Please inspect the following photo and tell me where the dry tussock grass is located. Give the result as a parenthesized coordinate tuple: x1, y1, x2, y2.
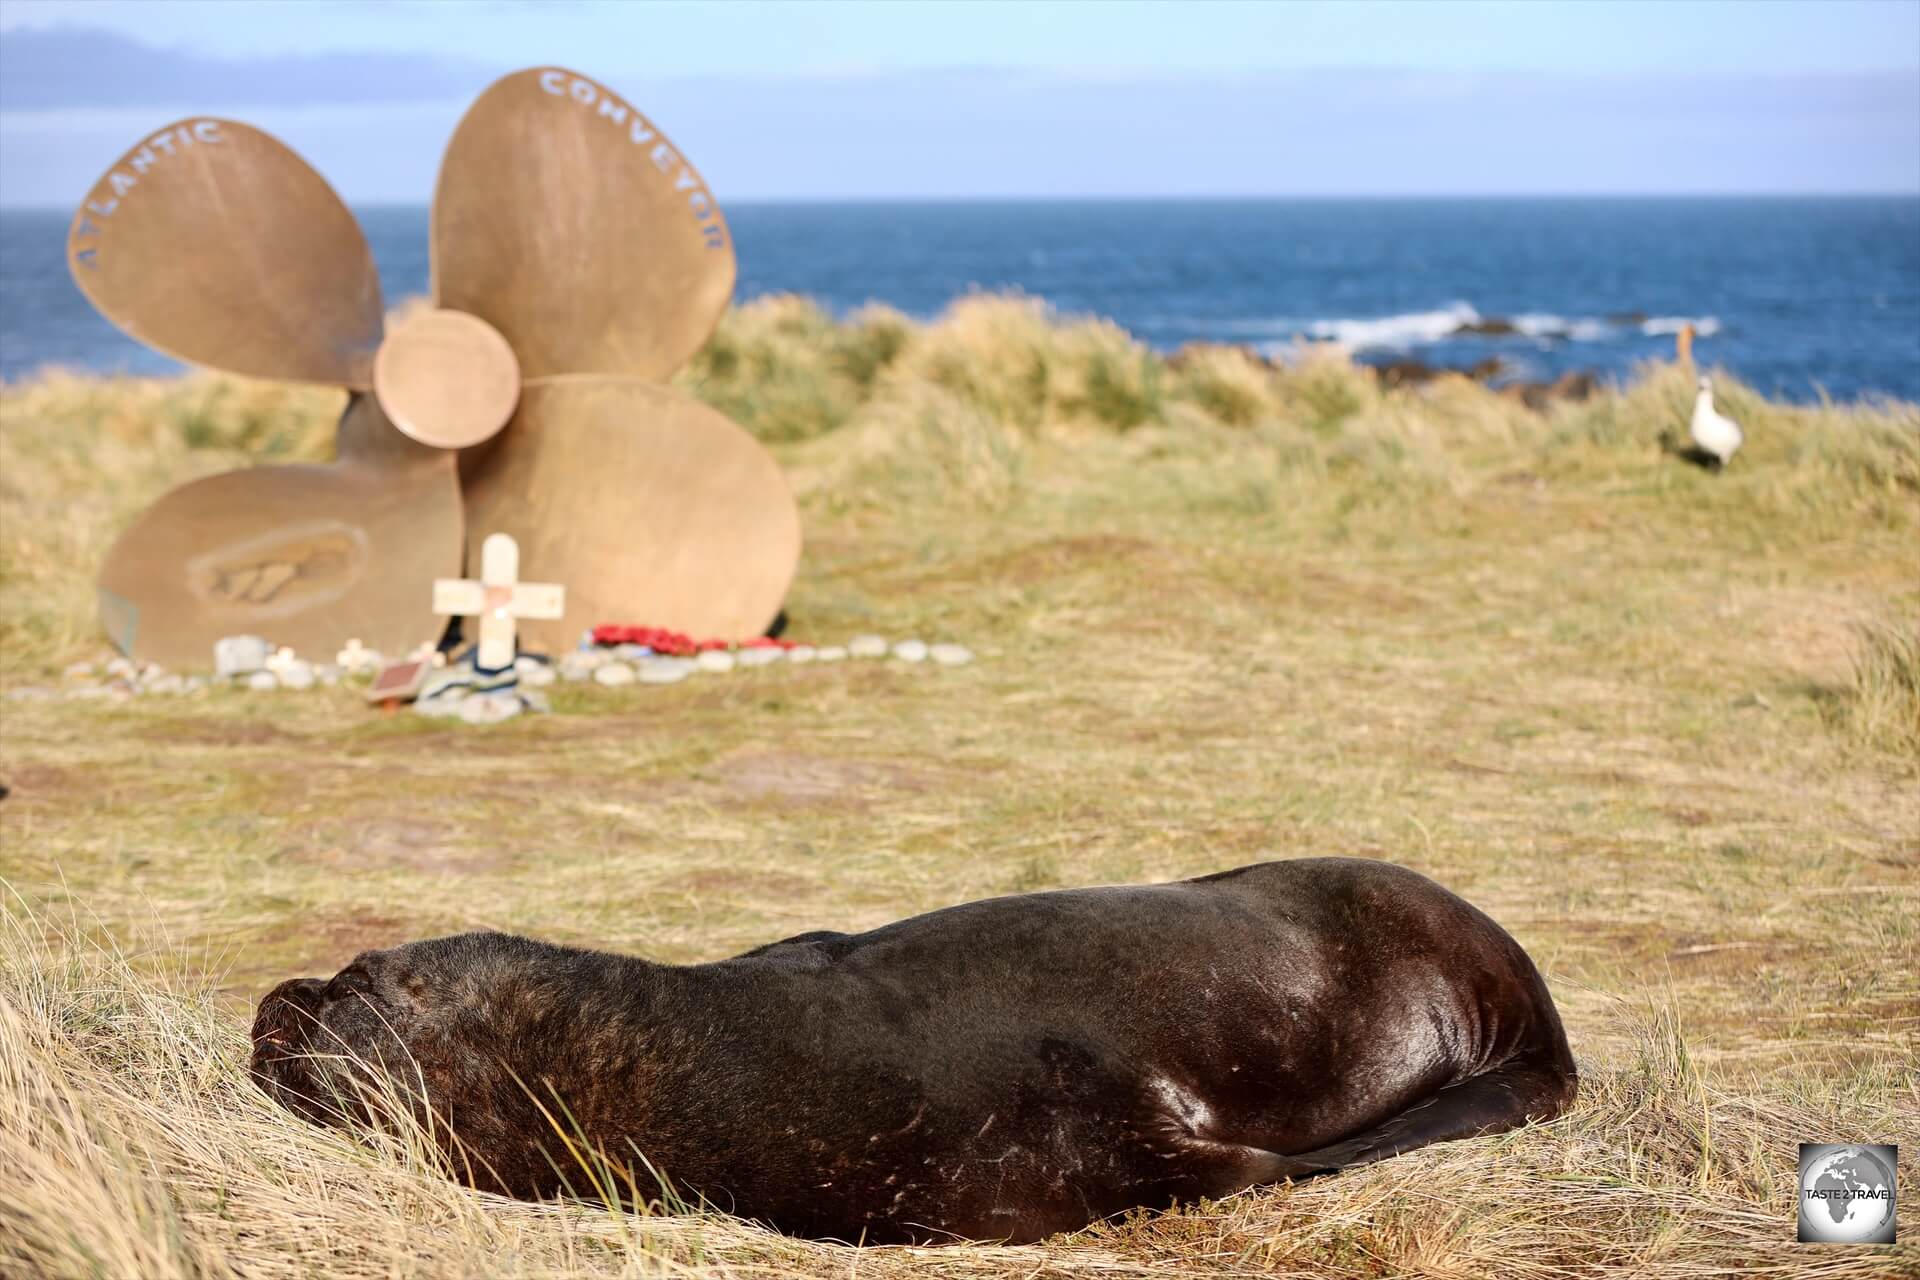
(2, 294, 1917, 1276)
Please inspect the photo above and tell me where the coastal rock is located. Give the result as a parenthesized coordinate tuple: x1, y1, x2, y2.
(1452, 318, 1518, 336)
(215, 635, 271, 679)
(892, 639, 929, 663)
(594, 662, 635, 687)
(930, 643, 975, 667)
(849, 635, 888, 659)
(1372, 357, 1503, 389)
(696, 651, 737, 674)
(246, 671, 279, 692)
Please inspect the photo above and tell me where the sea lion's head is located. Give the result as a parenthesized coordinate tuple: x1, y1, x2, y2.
(249, 930, 652, 1200)
(251, 936, 453, 1129)
(250, 933, 597, 1135)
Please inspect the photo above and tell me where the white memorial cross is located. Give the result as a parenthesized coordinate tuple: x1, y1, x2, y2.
(433, 532, 565, 672)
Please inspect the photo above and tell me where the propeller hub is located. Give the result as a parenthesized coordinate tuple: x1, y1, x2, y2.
(373, 308, 520, 450)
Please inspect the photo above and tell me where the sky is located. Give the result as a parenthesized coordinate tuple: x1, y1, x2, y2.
(1, 0, 1916, 205)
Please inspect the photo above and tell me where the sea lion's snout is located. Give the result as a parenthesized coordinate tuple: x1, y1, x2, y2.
(249, 954, 412, 1127)
(250, 976, 325, 1050)
(249, 975, 337, 1121)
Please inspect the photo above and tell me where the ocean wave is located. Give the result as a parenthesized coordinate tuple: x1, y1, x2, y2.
(1170, 306, 1725, 353)
(1306, 302, 1481, 349)
(1511, 314, 1614, 342)
(1292, 305, 1722, 351)
(1641, 315, 1721, 337)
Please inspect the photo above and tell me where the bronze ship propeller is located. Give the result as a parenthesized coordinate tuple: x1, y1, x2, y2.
(68, 68, 801, 670)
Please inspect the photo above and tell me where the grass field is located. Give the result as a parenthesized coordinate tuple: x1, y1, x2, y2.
(2, 295, 1916, 1277)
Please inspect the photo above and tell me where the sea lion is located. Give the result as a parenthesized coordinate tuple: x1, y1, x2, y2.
(250, 857, 1576, 1244)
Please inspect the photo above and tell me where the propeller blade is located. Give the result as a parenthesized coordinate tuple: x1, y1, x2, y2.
(68, 119, 384, 388)
(458, 380, 799, 649)
(98, 396, 462, 669)
(432, 68, 736, 380)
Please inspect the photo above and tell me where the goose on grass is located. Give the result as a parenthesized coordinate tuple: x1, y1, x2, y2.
(1688, 375, 1743, 471)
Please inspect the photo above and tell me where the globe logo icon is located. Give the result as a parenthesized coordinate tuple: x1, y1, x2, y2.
(1799, 1144, 1897, 1244)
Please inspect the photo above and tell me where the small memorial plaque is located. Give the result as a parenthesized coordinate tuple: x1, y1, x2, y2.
(365, 658, 430, 704)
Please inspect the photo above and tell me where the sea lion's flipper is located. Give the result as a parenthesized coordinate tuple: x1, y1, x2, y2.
(1255, 1052, 1577, 1181)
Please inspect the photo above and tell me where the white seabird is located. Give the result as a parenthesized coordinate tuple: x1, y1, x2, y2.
(1689, 375, 1743, 470)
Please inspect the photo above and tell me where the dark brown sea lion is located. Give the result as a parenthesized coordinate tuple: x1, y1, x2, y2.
(250, 858, 1576, 1244)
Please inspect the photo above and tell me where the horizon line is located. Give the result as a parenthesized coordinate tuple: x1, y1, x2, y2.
(5, 191, 1919, 213)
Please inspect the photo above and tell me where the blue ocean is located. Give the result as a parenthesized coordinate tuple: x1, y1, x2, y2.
(3, 198, 1917, 403)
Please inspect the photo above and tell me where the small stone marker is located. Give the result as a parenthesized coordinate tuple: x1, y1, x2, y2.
(849, 635, 887, 659)
(637, 658, 693, 684)
(433, 533, 565, 672)
(892, 639, 929, 663)
(930, 643, 974, 666)
(215, 634, 270, 678)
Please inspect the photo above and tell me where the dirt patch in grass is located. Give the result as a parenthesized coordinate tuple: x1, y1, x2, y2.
(1661, 804, 1716, 827)
(281, 911, 419, 973)
(278, 816, 513, 876)
(135, 714, 306, 747)
(707, 749, 932, 806)
(0, 761, 82, 800)
(987, 532, 1184, 586)
(668, 868, 828, 900)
